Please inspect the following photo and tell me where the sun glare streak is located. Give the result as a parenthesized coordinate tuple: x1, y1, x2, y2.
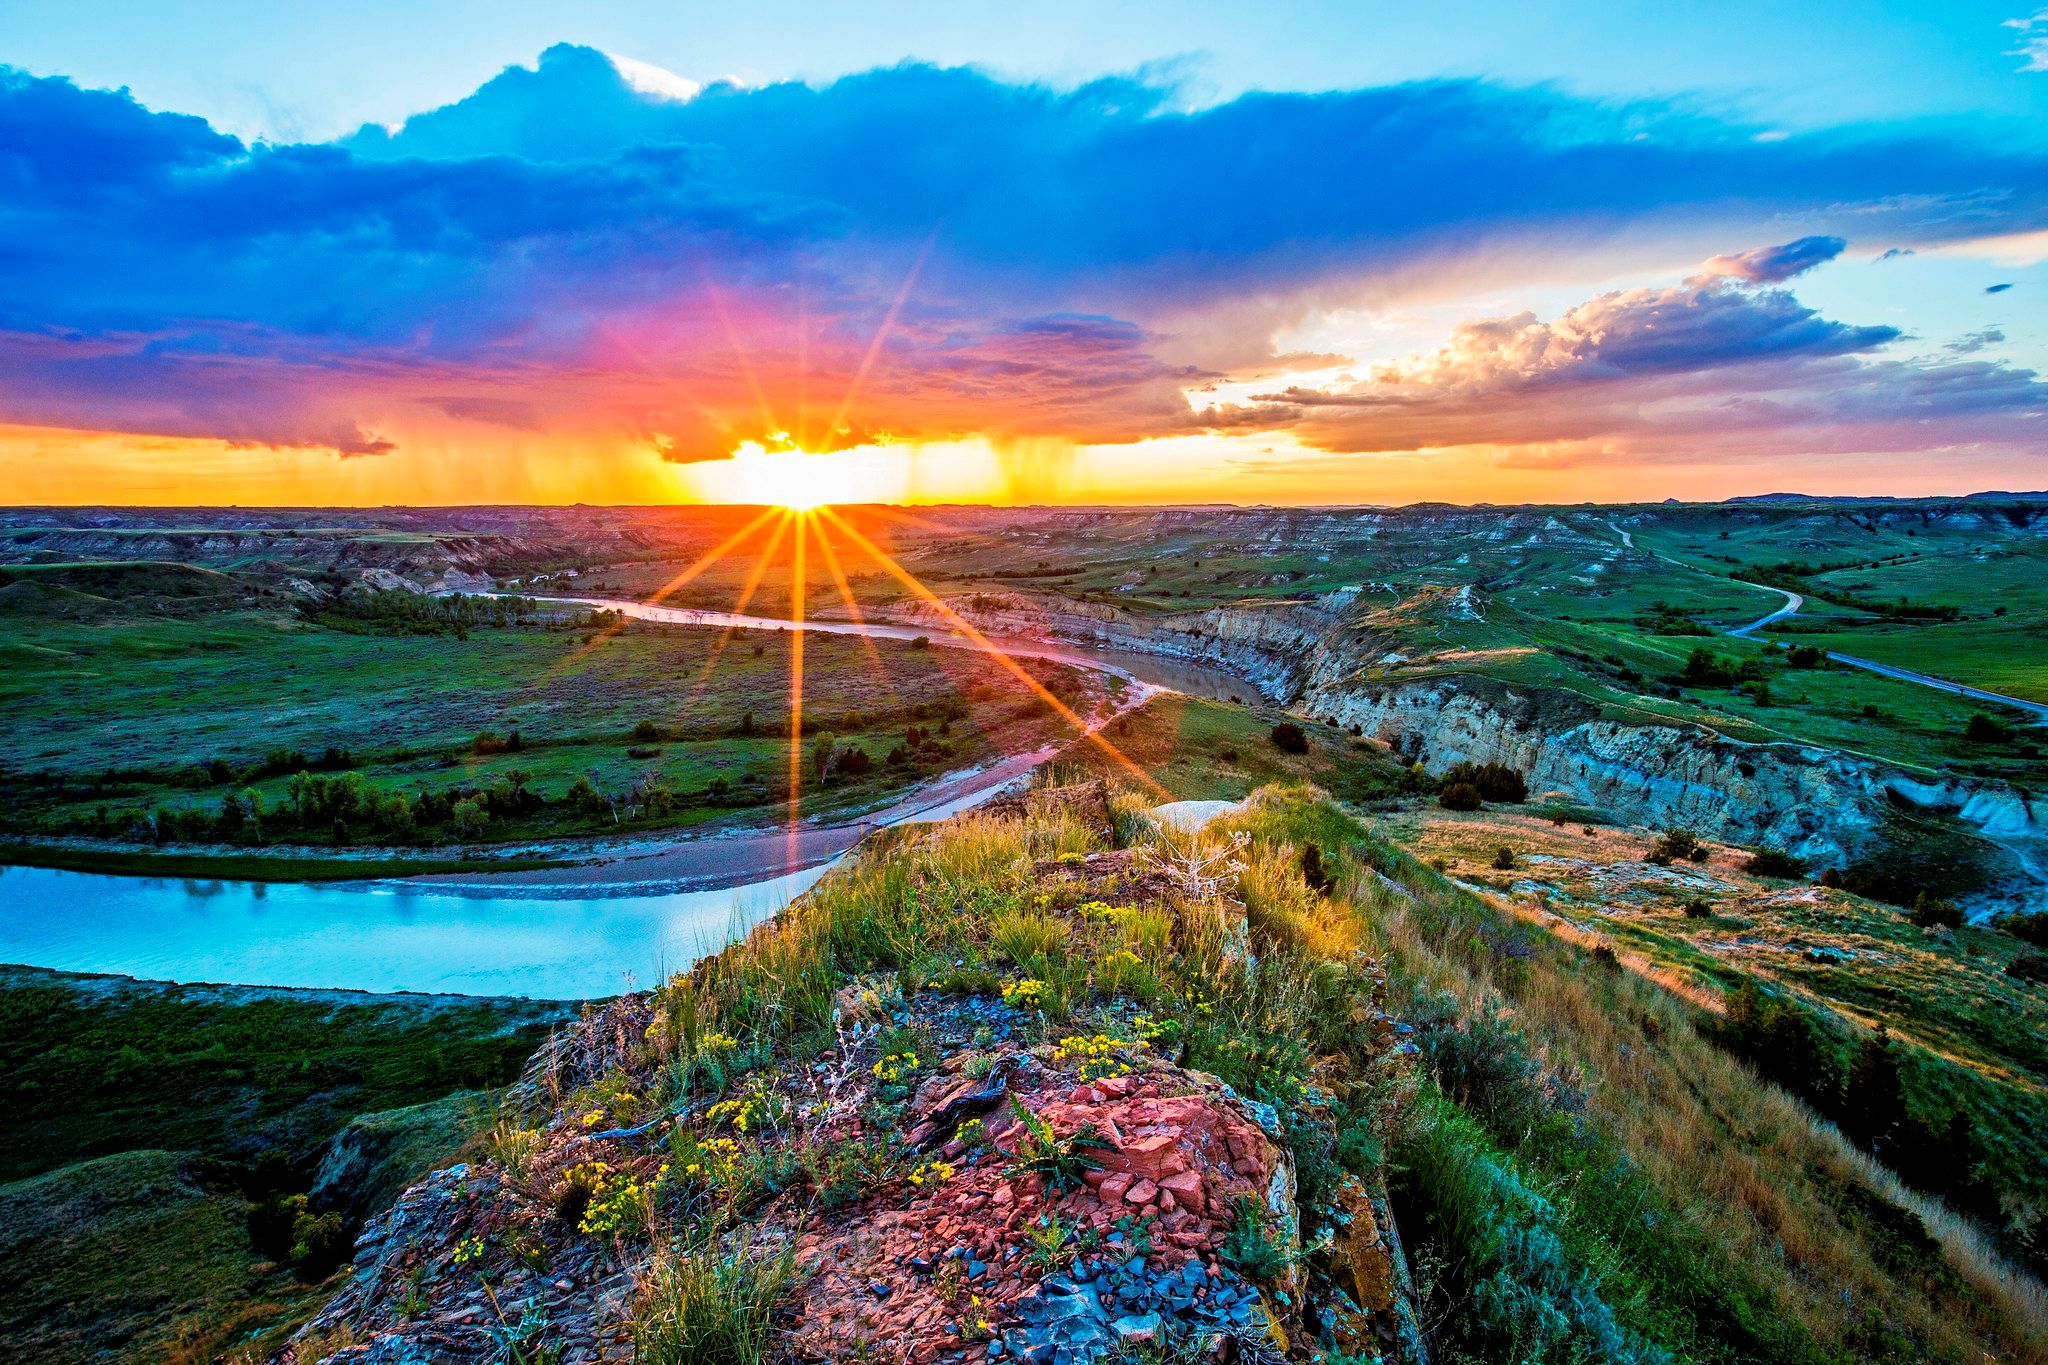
(680, 509, 793, 706)
(699, 273, 781, 441)
(785, 512, 810, 867)
(819, 506, 1168, 796)
(825, 234, 935, 443)
(812, 526, 902, 714)
(526, 505, 781, 697)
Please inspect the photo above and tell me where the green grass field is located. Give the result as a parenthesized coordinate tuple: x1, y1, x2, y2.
(0, 576, 1104, 849)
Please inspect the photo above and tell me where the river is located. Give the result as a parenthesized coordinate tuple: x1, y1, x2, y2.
(0, 602, 1246, 998)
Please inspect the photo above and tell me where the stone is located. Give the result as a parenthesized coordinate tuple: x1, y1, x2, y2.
(1111, 1312, 1161, 1343)
(1097, 1171, 1134, 1201)
(1124, 1179, 1158, 1205)
(1159, 1171, 1206, 1214)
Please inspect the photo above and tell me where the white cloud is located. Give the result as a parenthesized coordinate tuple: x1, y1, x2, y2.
(2005, 10, 2048, 72)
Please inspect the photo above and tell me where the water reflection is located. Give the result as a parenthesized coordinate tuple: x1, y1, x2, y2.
(0, 861, 834, 999)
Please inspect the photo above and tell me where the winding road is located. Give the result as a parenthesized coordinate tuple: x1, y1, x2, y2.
(1606, 520, 2048, 722)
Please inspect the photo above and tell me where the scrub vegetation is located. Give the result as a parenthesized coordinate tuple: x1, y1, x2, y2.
(0, 966, 570, 1362)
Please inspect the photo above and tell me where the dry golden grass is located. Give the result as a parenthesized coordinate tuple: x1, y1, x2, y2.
(1327, 807, 2048, 1363)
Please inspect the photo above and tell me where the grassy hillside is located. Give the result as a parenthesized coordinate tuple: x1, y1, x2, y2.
(1243, 790, 2045, 1362)
(0, 1150, 330, 1364)
(257, 780, 2046, 1364)
(0, 968, 573, 1363)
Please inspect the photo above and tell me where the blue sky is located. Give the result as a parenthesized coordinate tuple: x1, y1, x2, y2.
(0, 1, 2042, 503)
(6, 0, 2045, 142)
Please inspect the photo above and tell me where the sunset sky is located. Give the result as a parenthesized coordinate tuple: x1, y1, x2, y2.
(2, 1, 2044, 505)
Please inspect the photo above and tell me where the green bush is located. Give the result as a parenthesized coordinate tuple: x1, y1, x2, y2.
(1906, 893, 1963, 930)
(1441, 760, 1529, 803)
(1648, 829, 1704, 865)
(1964, 714, 2012, 745)
(1268, 721, 1309, 754)
(1396, 1100, 1672, 1365)
(1716, 979, 1839, 1112)
(1439, 781, 1482, 812)
(1744, 847, 1806, 880)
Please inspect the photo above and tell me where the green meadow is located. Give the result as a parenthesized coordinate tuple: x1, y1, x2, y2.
(0, 563, 1101, 852)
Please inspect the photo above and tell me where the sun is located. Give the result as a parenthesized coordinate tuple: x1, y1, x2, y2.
(723, 441, 865, 511)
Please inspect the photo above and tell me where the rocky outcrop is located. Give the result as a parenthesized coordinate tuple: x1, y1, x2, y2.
(277, 830, 1422, 1365)
(1309, 676, 2047, 892)
(308, 1092, 486, 1228)
(883, 574, 2045, 903)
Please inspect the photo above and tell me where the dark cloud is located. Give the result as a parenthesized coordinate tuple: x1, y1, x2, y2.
(1948, 328, 2007, 354)
(1695, 235, 1845, 283)
(1876, 246, 1916, 261)
(1986, 282, 2016, 293)
(2, 50, 2046, 462)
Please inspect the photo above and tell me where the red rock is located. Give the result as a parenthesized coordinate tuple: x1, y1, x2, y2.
(1125, 1178, 1159, 1205)
(1098, 1171, 1134, 1201)
(1095, 1074, 1135, 1098)
(1105, 1133, 1179, 1180)
(1159, 1171, 1206, 1214)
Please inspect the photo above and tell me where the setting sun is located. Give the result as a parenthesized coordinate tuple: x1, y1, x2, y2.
(722, 441, 868, 510)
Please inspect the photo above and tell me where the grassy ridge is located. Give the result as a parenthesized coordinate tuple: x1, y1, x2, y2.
(550, 768, 2042, 1362)
(1222, 790, 2044, 1362)
(0, 592, 1100, 849)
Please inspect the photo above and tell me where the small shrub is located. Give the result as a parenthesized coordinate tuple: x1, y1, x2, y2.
(1269, 721, 1309, 755)
(1648, 828, 1702, 865)
(999, 1095, 1114, 1192)
(1219, 1195, 1292, 1281)
(1745, 847, 1806, 879)
(551, 1162, 606, 1230)
(1964, 713, 2012, 745)
(1490, 846, 1516, 871)
(1907, 893, 1963, 930)
(796, 1130, 901, 1210)
(1439, 782, 1482, 812)
(1440, 761, 1528, 804)
(2004, 911, 2048, 948)
(2007, 952, 2048, 985)
(632, 719, 666, 742)
(1682, 897, 1713, 919)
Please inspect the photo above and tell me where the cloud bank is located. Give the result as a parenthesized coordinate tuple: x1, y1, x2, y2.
(1, 44, 2044, 471)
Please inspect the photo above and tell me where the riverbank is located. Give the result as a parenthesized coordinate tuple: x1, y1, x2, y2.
(0, 841, 571, 883)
